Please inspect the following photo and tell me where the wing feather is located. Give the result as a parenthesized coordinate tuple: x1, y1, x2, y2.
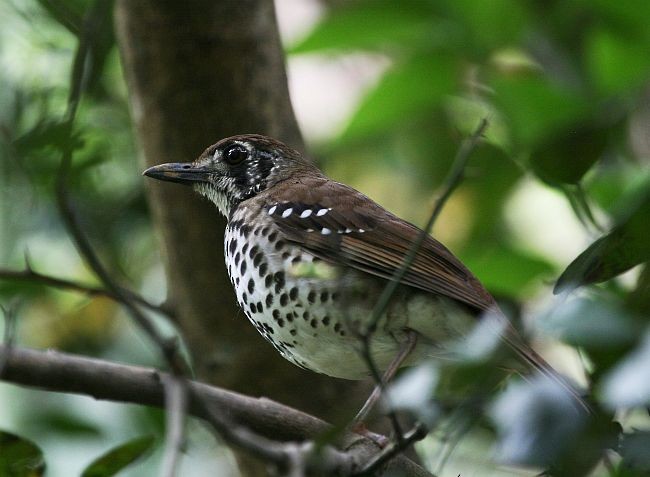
(264, 178, 495, 312)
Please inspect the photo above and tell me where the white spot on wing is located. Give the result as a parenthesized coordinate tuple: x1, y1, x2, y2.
(300, 209, 312, 218)
(321, 228, 332, 235)
(282, 207, 293, 218)
(316, 208, 330, 216)
(268, 205, 277, 215)
(358, 229, 365, 233)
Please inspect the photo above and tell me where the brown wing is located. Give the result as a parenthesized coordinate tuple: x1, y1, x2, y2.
(263, 177, 495, 312)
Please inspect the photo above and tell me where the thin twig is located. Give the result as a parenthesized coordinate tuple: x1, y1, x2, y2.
(54, 0, 186, 374)
(356, 334, 406, 439)
(433, 411, 476, 475)
(353, 119, 489, 442)
(368, 118, 489, 332)
(52, 3, 189, 475)
(0, 303, 18, 377)
(160, 376, 188, 477)
(0, 267, 174, 317)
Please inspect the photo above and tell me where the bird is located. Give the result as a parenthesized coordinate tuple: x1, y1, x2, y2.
(143, 134, 586, 414)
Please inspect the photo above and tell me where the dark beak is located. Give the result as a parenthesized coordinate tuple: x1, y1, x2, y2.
(142, 162, 212, 185)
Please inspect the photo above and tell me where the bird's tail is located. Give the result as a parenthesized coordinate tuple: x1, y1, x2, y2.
(501, 324, 592, 414)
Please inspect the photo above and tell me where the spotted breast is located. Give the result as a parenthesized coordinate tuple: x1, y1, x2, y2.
(224, 196, 474, 380)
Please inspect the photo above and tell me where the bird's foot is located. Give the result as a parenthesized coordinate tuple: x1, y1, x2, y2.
(351, 422, 390, 448)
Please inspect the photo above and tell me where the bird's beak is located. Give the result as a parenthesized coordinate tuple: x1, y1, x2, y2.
(142, 162, 212, 185)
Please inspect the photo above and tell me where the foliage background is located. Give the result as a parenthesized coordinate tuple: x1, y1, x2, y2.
(0, 0, 649, 475)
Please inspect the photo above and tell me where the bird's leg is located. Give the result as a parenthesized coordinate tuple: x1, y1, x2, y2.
(352, 330, 419, 434)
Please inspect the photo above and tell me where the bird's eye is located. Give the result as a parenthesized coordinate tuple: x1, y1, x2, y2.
(223, 144, 249, 165)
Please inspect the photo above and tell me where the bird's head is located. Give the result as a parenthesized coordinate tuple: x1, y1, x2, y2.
(143, 134, 315, 217)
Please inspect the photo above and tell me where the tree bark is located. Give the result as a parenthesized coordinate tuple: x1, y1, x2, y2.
(114, 1, 368, 473)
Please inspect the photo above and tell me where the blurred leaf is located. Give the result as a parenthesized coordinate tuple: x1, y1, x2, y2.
(491, 74, 591, 148)
(601, 332, 650, 409)
(0, 430, 46, 477)
(386, 361, 439, 425)
(26, 410, 102, 437)
(460, 246, 554, 297)
(490, 376, 588, 467)
(340, 54, 457, 141)
(444, 96, 510, 151)
(0, 280, 53, 302)
(586, 162, 650, 215)
(440, 0, 528, 53)
(586, 28, 650, 96)
(82, 0, 116, 100)
(627, 264, 650, 315)
(619, 430, 650, 473)
(130, 408, 166, 439)
(289, 0, 448, 54)
(450, 310, 508, 362)
(539, 297, 639, 349)
(35, 0, 85, 35)
(36, 0, 116, 99)
(490, 47, 542, 76)
(81, 435, 155, 477)
(460, 143, 523, 238)
(12, 119, 79, 154)
(580, 0, 650, 45)
(555, 188, 650, 292)
(529, 124, 609, 185)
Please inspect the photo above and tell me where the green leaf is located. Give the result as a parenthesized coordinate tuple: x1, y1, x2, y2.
(443, 96, 511, 151)
(586, 161, 650, 214)
(578, 0, 650, 45)
(0, 430, 46, 477)
(27, 410, 102, 437)
(460, 246, 554, 298)
(35, 0, 85, 36)
(12, 119, 79, 154)
(627, 265, 650, 315)
(289, 0, 447, 54)
(619, 430, 650, 472)
(81, 0, 116, 100)
(457, 143, 523, 237)
(490, 376, 588, 467)
(586, 28, 650, 96)
(538, 297, 639, 349)
(555, 188, 650, 292)
(529, 124, 609, 185)
(490, 74, 591, 148)
(440, 0, 528, 52)
(387, 362, 439, 425)
(81, 435, 155, 477)
(601, 333, 650, 408)
(340, 54, 457, 141)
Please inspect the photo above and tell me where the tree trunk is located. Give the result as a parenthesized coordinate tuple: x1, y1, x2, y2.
(114, 1, 368, 474)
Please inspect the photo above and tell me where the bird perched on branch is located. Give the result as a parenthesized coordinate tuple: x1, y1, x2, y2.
(143, 134, 586, 414)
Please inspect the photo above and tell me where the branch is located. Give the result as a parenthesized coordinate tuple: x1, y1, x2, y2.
(0, 345, 434, 477)
(0, 267, 174, 318)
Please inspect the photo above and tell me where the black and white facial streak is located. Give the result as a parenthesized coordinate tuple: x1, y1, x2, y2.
(194, 139, 279, 217)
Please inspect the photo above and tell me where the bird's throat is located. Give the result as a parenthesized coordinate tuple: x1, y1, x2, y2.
(195, 183, 234, 217)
